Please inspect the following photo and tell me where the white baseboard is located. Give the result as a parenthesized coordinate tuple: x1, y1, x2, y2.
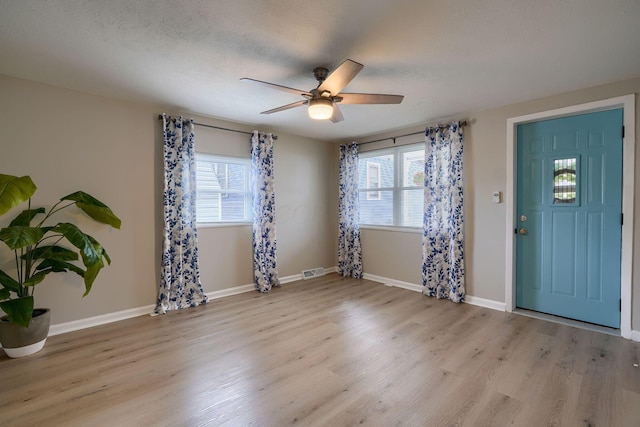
(280, 273, 303, 283)
(46, 270, 342, 338)
(630, 330, 640, 342)
(465, 295, 506, 311)
(363, 273, 422, 293)
(362, 273, 505, 312)
(48, 282, 258, 337)
(49, 305, 155, 336)
(206, 283, 255, 299)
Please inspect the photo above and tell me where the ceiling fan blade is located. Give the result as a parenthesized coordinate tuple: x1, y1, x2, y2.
(261, 100, 308, 114)
(337, 93, 404, 104)
(317, 59, 363, 96)
(241, 78, 312, 97)
(330, 104, 344, 123)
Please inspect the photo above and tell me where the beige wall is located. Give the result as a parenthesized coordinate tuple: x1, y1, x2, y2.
(0, 75, 159, 324)
(352, 77, 640, 330)
(2, 71, 638, 332)
(0, 74, 336, 324)
(273, 133, 337, 276)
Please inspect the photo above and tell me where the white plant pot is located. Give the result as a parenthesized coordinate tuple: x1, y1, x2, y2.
(0, 308, 51, 358)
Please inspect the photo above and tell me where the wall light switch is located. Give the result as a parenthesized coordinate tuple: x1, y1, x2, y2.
(492, 191, 502, 204)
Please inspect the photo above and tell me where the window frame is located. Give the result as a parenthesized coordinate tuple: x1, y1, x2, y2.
(358, 143, 424, 230)
(195, 152, 252, 226)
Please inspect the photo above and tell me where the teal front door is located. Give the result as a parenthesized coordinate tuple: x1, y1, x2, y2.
(516, 109, 623, 328)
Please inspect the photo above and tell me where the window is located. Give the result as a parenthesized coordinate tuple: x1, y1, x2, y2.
(366, 162, 381, 200)
(195, 153, 251, 223)
(358, 144, 424, 228)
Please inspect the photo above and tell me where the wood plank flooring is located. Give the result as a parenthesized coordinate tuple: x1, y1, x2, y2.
(1, 274, 639, 426)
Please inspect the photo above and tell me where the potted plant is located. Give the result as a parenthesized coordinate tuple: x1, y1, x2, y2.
(0, 174, 121, 358)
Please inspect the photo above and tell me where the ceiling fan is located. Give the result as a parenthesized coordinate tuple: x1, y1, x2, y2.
(241, 59, 404, 123)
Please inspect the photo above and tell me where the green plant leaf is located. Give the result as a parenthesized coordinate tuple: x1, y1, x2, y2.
(0, 296, 34, 327)
(81, 235, 108, 296)
(83, 257, 104, 296)
(9, 207, 45, 226)
(61, 191, 121, 229)
(87, 235, 111, 265)
(23, 269, 52, 287)
(52, 223, 100, 267)
(35, 259, 84, 277)
(0, 269, 20, 292)
(0, 226, 44, 249)
(0, 175, 36, 216)
(26, 245, 78, 262)
(0, 287, 10, 300)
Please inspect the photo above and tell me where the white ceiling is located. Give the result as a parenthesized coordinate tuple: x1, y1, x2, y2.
(1, 0, 639, 142)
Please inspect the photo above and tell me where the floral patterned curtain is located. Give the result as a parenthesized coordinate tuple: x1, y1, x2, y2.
(338, 142, 363, 278)
(422, 122, 465, 302)
(156, 115, 209, 314)
(251, 131, 280, 292)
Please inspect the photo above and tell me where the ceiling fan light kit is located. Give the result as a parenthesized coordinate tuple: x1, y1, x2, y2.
(241, 59, 404, 123)
(308, 98, 334, 120)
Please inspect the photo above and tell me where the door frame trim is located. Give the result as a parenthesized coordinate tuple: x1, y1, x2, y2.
(505, 94, 636, 338)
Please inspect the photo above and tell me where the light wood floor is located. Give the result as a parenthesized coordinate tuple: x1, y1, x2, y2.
(1, 274, 639, 426)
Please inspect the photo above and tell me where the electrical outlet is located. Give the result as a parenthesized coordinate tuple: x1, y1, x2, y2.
(492, 191, 502, 204)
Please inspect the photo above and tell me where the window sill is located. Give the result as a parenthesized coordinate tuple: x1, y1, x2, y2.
(197, 222, 252, 229)
(359, 225, 422, 234)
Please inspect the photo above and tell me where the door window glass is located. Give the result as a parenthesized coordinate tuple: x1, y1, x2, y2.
(553, 157, 577, 205)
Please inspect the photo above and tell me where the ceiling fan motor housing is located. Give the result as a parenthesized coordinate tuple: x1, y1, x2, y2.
(313, 67, 329, 84)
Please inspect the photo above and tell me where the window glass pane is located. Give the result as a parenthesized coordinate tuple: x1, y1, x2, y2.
(553, 157, 577, 204)
(359, 154, 394, 189)
(197, 161, 222, 192)
(359, 190, 393, 225)
(196, 153, 251, 223)
(196, 192, 222, 222)
(365, 162, 381, 200)
(357, 144, 424, 227)
(367, 163, 380, 190)
(219, 193, 247, 220)
(226, 163, 247, 191)
(401, 189, 423, 227)
(402, 149, 425, 188)
(214, 163, 228, 189)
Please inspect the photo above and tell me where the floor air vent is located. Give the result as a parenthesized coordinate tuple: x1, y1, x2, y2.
(302, 267, 325, 280)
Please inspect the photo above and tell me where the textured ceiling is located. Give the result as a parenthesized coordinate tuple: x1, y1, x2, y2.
(1, 0, 639, 141)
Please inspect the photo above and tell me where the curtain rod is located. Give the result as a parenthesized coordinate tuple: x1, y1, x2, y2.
(158, 115, 278, 140)
(357, 120, 467, 146)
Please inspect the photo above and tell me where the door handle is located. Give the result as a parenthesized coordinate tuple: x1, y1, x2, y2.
(518, 228, 528, 235)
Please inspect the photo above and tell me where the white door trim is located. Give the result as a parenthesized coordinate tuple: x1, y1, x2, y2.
(505, 94, 636, 338)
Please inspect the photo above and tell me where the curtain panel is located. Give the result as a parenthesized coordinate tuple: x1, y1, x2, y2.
(338, 142, 363, 278)
(422, 122, 465, 302)
(156, 115, 209, 314)
(251, 131, 280, 292)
